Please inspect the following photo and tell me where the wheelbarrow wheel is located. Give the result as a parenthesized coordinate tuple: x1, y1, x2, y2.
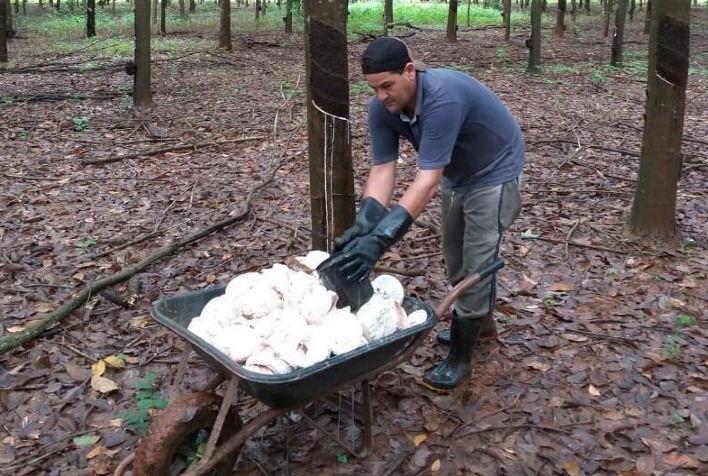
(133, 391, 243, 476)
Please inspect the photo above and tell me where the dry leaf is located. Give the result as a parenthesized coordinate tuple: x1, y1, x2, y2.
(78, 261, 96, 268)
(65, 362, 89, 382)
(563, 458, 581, 476)
(562, 333, 589, 342)
(72, 272, 85, 281)
(663, 451, 698, 468)
(635, 454, 656, 475)
(130, 315, 153, 329)
(528, 361, 552, 372)
(87, 445, 106, 459)
(518, 245, 529, 257)
(588, 385, 601, 397)
(104, 355, 126, 370)
(91, 360, 106, 377)
(431, 459, 441, 472)
(91, 375, 118, 393)
(413, 434, 427, 447)
(35, 303, 54, 313)
(549, 282, 574, 292)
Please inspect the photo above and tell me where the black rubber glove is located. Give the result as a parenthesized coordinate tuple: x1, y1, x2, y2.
(334, 205, 413, 283)
(332, 197, 387, 252)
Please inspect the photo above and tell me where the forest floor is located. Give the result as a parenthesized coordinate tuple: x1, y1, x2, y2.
(1, 8, 707, 476)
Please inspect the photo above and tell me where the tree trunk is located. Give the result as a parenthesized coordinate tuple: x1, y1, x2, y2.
(527, 0, 542, 72)
(0, 0, 7, 63)
(585, 0, 590, 13)
(179, 0, 185, 18)
(446, 0, 458, 44)
(303, 0, 355, 252)
(611, 0, 628, 66)
(627, 0, 689, 242)
(571, 0, 577, 22)
(556, 0, 566, 36)
(4, 0, 13, 38)
(644, 0, 651, 33)
(133, 0, 153, 109)
(284, 0, 292, 33)
(604, 0, 615, 37)
(151, 0, 157, 25)
(219, 0, 232, 50)
(384, 0, 393, 33)
(86, 0, 95, 37)
(160, 0, 166, 35)
(189, 0, 195, 14)
(629, 0, 635, 20)
(503, 0, 511, 40)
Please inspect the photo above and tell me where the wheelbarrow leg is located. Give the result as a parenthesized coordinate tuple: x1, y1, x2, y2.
(170, 344, 193, 402)
(202, 376, 240, 463)
(361, 379, 374, 454)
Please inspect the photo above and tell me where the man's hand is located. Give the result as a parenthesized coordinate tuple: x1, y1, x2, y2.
(332, 205, 413, 283)
(333, 197, 387, 252)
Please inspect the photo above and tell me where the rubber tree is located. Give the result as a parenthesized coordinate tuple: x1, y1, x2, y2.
(555, 0, 566, 36)
(611, 0, 628, 66)
(503, 0, 512, 41)
(303, 0, 355, 252)
(527, 0, 542, 72)
(0, 0, 7, 63)
(133, 0, 153, 109)
(86, 0, 95, 37)
(604, 0, 615, 37)
(220, 0, 232, 50)
(627, 0, 690, 242)
(284, 0, 293, 33)
(446, 0, 458, 44)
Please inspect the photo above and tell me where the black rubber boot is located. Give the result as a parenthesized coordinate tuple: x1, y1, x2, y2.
(423, 317, 484, 390)
(436, 312, 496, 345)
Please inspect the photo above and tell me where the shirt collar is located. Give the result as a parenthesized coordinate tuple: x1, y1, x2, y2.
(399, 70, 424, 124)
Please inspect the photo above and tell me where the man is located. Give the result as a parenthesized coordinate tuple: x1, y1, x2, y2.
(332, 37, 525, 390)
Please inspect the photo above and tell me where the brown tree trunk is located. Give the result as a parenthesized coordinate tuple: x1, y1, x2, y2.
(304, 0, 355, 252)
(0, 0, 7, 63)
(133, 0, 153, 109)
(556, 0, 566, 36)
(585, 0, 590, 13)
(151, 0, 157, 25)
(627, 0, 690, 242)
(644, 0, 652, 34)
(220, 0, 232, 50)
(446, 0, 458, 44)
(86, 0, 95, 37)
(611, 0, 628, 65)
(604, 0, 615, 37)
(503, 0, 511, 40)
(160, 0, 166, 35)
(384, 0, 393, 33)
(189, 0, 196, 14)
(284, 0, 293, 33)
(527, 0, 542, 72)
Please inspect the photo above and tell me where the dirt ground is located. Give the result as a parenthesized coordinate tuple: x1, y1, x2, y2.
(1, 8, 707, 476)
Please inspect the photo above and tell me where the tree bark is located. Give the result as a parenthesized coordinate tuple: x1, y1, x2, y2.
(627, 0, 690, 242)
(503, 0, 511, 40)
(527, 0, 542, 72)
(611, 0, 628, 66)
(220, 0, 232, 50)
(0, 0, 7, 63)
(86, 0, 95, 37)
(604, 0, 615, 37)
(304, 0, 355, 252)
(644, 0, 652, 34)
(160, 0, 166, 35)
(284, 0, 293, 33)
(446, 0, 458, 44)
(556, 0, 566, 36)
(133, 0, 153, 109)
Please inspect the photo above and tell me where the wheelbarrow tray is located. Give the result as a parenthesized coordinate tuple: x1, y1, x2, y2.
(151, 287, 437, 409)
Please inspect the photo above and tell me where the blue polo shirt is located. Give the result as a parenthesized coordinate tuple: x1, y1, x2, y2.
(368, 68, 525, 193)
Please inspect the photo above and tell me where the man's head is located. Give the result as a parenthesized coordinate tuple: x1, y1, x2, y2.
(361, 37, 417, 114)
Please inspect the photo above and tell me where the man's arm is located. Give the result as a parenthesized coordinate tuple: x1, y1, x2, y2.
(363, 161, 396, 207)
(398, 168, 444, 218)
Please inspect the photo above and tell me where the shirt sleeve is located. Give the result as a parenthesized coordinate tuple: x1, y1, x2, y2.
(417, 101, 465, 170)
(368, 99, 400, 165)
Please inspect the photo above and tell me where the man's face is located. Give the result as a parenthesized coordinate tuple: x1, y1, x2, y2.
(365, 63, 417, 114)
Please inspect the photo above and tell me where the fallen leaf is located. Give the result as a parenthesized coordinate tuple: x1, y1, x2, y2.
(663, 451, 698, 468)
(431, 459, 441, 472)
(73, 434, 100, 447)
(562, 333, 589, 342)
(91, 375, 118, 393)
(104, 355, 126, 370)
(413, 434, 427, 447)
(635, 454, 656, 475)
(91, 360, 106, 377)
(588, 385, 601, 397)
(65, 362, 89, 382)
(563, 458, 581, 476)
(518, 244, 529, 257)
(35, 303, 54, 313)
(87, 444, 106, 459)
(528, 361, 552, 372)
(72, 272, 85, 281)
(549, 282, 574, 292)
(130, 315, 153, 328)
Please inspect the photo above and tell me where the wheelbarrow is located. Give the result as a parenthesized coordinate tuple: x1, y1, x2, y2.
(118, 259, 504, 476)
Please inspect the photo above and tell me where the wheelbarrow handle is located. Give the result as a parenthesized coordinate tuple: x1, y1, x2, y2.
(435, 259, 504, 318)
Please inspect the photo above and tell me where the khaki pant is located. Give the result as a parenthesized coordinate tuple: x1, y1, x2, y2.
(441, 177, 522, 319)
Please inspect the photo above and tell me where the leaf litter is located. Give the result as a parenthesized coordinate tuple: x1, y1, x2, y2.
(1, 12, 707, 476)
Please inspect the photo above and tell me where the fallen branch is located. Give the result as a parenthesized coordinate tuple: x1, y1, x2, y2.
(80, 136, 266, 165)
(518, 235, 631, 254)
(530, 138, 640, 158)
(0, 156, 285, 356)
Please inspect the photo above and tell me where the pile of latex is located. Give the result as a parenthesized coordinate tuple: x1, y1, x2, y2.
(187, 251, 428, 374)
